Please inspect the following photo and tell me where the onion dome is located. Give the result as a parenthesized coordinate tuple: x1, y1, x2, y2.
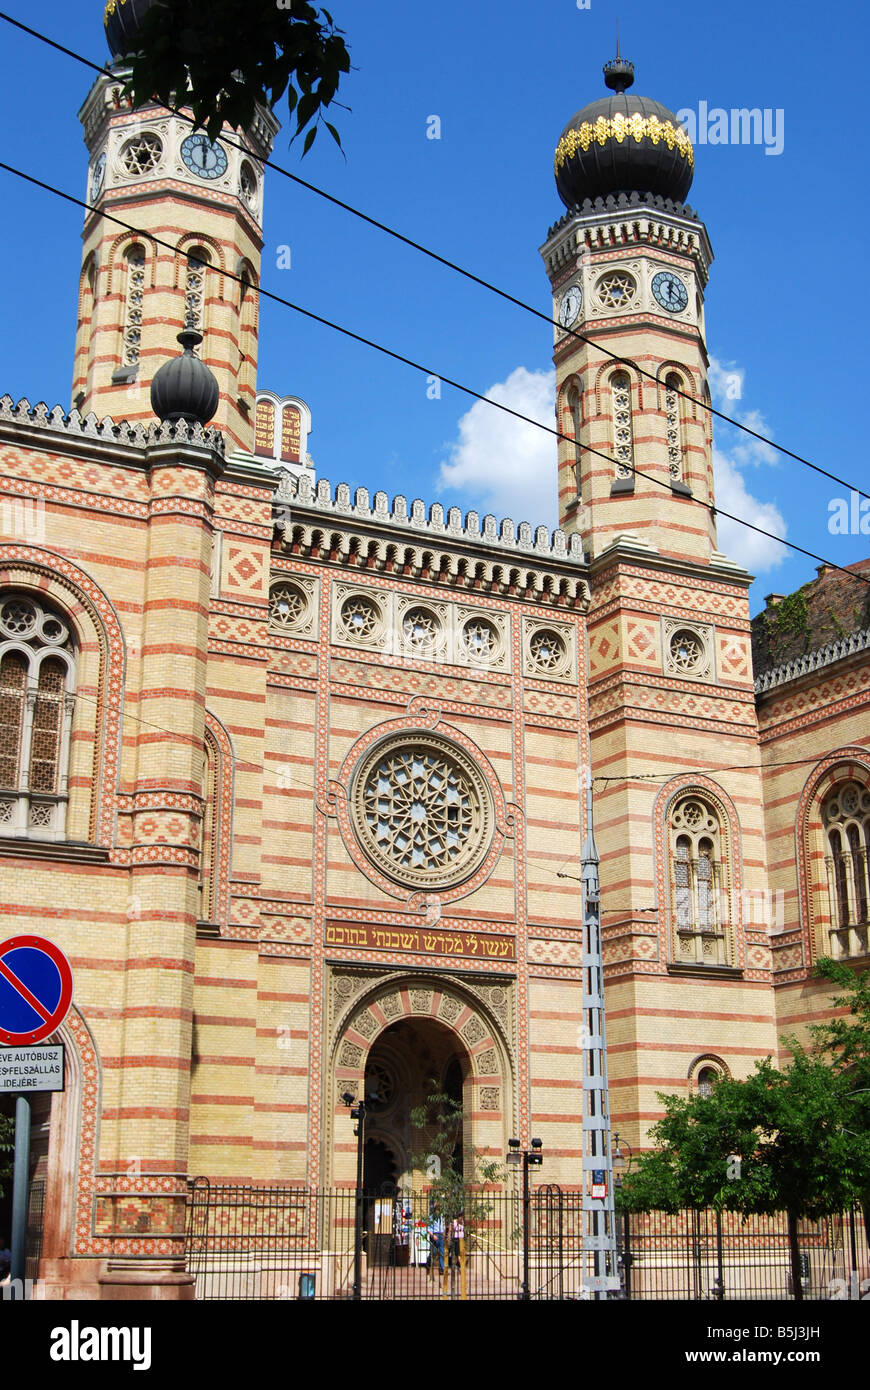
(554, 56, 694, 209)
(150, 326, 220, 426)
(104, 0, 159, 62)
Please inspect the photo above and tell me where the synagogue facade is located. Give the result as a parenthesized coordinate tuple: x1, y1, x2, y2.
(0, 18, 867, 1298)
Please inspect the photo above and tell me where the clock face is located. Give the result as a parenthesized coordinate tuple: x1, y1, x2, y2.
(651, 270, 689, 314)
(559, 285, 583, 329)
(181, 134, 229, 181)
(89, 152, 106, 202)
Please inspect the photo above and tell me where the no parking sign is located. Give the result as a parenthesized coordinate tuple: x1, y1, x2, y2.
(0, 935, 73, 1045)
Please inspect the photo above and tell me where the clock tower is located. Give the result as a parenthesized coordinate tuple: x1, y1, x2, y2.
(541, 55, 719, 568)
(542, 59, 773, 1158)
(71, 11, 279, 452)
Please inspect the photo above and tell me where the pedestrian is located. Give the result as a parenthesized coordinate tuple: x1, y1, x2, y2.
(427, 1205, 445, 1275)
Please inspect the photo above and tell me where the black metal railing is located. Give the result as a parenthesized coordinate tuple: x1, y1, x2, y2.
(184, 1180, 868, 1301)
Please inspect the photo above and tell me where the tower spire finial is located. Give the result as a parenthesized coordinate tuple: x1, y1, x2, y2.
(603, 44, 635, 95)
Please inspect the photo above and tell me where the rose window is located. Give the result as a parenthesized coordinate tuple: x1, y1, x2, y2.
(529, 628, 567, 674)
(0, 599, 37, 637)
(595, 272, 637, 310)
(402, 607, 440, 653)
(671, 799, 717, 836)
(269, 582, 307, 631)
(364, 1062, 394, 1111)
(461, 617, 500, 663)
(340, 595, 382, 642)
(120, 133, 163, 176)
(669, 628, 704, 673)
(351, 734, 493, 888)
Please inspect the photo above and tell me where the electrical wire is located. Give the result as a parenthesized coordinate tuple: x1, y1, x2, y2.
(0, 9, 868, 505)
(1, 156, 868, 592)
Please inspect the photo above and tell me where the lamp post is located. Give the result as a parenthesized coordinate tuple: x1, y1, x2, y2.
(507, 1137, 543, 1300)
(342, 1090, 366, 1300)
(611, 1132, 633, 1299)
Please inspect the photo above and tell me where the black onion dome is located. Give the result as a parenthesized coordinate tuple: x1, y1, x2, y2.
(555, 57, 694, 209)
(104, 0, 159, 61)
(151, 328, 220, 426)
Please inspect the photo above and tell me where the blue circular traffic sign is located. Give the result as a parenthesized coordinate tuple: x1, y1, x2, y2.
(0, 936, 73, 1045)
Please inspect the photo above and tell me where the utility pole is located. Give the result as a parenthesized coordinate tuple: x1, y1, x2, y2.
(579, 772, 620, 1298)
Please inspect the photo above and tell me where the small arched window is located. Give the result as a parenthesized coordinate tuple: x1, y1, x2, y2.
(665, 372, 685, 481)
(689, 1055, 729, 1096)
(696, 1066, 717, 1097)
(121, 244, 146, 369)
(237, 265, 258, 398)
(611, 372, 634, 482)
(0, 595, 76, 839)
(198, 733, 218, 925)
(185, 247, 211, 347)
(823, 781, 870, 956)
(567, 383, 583, 499)
(669, 796, 729, 965)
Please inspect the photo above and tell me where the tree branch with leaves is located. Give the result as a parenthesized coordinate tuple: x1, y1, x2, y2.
(119, 0, 351, 151)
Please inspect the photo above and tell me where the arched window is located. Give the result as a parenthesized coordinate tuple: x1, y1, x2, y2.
(121, 244, 146, 369)
(823, 781, 870, 956)
(237, 265, 258, 399)
(688, 1055, 729, 1096)
(567, 383, 583, 499)
(184, 247, 211, 347)
(611, 372, 634, 483)
(665, 372, 684, 481)
(198, 733, 218, 925)
(669, 796, 729, 965)
(696, 1066, 718, 1097)
(0, 595, 76, 838)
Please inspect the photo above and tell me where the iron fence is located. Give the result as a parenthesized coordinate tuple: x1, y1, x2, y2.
(620, 1206, 869, 1302)
(184, 1179, 868, 1301)
(185, 1179, 597, 1300)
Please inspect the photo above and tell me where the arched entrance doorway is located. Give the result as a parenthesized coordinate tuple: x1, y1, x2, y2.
(362, 1018, 469, 1193)
(329, 971, 512, 1194)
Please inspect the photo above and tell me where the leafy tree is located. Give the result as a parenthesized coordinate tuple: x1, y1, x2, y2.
(120, 0, 351, 150)
(617, 1053, 867, 1301)
(810, 957, 870, 1220)
(410, 1081, 502, 1268)
(811, 957, 870, 1082)
(0, 1111, 13, 1200)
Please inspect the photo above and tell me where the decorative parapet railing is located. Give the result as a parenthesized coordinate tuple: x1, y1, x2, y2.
(272, 470, 591, 608)
(274, 468, 585, 565)
(0, 394, 226, 455)
(754, 627, 870, 695)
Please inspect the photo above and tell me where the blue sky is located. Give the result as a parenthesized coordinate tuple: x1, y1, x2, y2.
(0, 0, 867, 613)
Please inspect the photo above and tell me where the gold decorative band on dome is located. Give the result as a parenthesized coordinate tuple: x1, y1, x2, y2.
(104, 0, 131, 18)
(554, 113, 694, 174)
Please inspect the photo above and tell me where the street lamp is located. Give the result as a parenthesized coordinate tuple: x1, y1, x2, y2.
(342, 1090, 366, 1300)
(611, 1132, 634, 1299)
(507, 1137, 543, 1301)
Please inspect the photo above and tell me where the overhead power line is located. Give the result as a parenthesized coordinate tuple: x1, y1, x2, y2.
(1, 9, 868, 506)
(1, 156, 868, 592)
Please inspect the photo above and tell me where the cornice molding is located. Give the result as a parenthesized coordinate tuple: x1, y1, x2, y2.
(0, 395, 225, 469)
(272, 470, 591, 609)
(754, 626, 870, 695)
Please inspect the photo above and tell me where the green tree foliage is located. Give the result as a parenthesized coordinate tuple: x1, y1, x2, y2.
(122, 0, 351, 150)
(617, 967, 870, 1300)
(0, 1112, 13, 1200)
(618, 1058, 865, 1301)
(810, 957, 870, 1209)
(410, 1082, 502, 1233)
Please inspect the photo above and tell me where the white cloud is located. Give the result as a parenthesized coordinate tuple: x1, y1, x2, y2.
(708, 356, 745, 405)
(437, 367, 557, 527)
(713, 447, 787, 574)
(707, 354, 785, 573)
